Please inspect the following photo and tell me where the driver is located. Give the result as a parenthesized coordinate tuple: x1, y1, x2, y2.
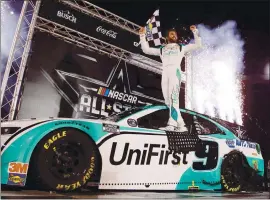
(139, 25, 202, 132)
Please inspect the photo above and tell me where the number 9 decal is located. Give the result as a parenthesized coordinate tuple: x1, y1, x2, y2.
(192, 141, 218, 170)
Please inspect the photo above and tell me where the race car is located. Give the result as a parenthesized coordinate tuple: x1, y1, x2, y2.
(1, 105, 264, 192)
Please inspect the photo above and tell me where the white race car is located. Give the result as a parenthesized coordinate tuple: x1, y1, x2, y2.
(1, 105, 264, 192)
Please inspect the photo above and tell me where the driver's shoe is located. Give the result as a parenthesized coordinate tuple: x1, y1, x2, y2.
(175, 126, 188, 133)
(159, 125, 176, 131)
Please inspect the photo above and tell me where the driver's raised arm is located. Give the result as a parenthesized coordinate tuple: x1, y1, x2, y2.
(139, 27, 160, 56)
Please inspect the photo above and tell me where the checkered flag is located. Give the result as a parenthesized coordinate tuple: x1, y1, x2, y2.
(145, 9, 164, 47)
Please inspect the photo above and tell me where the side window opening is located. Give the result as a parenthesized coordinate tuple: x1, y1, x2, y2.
(181, 112, 223, 135)
(137, 108, 222, 135)
(137, 109, 169, 129)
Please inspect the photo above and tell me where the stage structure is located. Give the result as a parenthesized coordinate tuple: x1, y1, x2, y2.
(1, 0, 193, 121)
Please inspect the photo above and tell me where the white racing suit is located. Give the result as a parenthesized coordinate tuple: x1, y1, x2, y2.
(139, 29, 202, 131)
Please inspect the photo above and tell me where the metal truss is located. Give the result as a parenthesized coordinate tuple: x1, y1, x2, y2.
(59, 0, 141, 34)
(1, 0, 190, 121)
(35, 17, 187, 81)
(35, 17, 163, 73)
(1, 0, 41, 121)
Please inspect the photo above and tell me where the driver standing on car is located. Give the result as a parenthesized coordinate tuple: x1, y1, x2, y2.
(138, 25, 202, 132)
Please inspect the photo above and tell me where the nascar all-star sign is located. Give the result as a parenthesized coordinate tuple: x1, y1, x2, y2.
(54, 53, 163, 119)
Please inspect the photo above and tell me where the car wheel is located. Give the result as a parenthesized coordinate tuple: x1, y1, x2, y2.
(221, 152, 247, 192)
(28, 128, 101, 192)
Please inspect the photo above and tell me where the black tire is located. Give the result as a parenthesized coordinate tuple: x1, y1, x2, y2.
(221, 152, 247, 192)
(28, 128, 101, 192)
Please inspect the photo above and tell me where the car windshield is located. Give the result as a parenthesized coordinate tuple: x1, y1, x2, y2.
(102, 106, 145, 122)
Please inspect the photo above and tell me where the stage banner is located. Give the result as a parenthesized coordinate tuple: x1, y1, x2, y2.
(17, 31, 186, 119)
(37, 0, 160, 62)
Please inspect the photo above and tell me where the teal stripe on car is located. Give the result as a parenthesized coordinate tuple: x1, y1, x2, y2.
(1, 119, 109, 184)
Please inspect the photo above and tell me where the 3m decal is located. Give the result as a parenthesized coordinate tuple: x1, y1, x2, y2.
(127, 118, 137, 127)
(109, 142, 189, 166)
(44, 131, 67, 150)
(102, 123, 119, 133)
(55, 156, 95, 191)
(8, 162, 29, 174)
(7, 173, 27, 186)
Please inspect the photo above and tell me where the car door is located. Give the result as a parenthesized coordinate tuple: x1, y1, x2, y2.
(98, 107, 196, 190)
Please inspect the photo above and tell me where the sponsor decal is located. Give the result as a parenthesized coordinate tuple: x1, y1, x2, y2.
(54, 121, 90, 130)
(8, 162, 29, 186)
(133, 42, 140, 47)
(252, 160, 258, 171)
(7, 173, 27, 186)
(109, 142, 189, 166)
(97, 87, 138, 104)
(103, 123, 119, 133)
(8, 162, 29, 174)
(221, 175, 241, 192)
(146, 23, 153, 40)
(96, 26, 117, 39)
(43, 131, 67, 150)
(235, 140, 256, 149)
(79, 94, 132, 117)
(226, 139, 235, 148)
(57, 10, 76, 23)
(56, 156, 95, 191)
(127, 118, 137, 127)
(188, 181, 199, 190)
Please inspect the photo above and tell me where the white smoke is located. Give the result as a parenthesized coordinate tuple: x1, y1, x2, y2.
(0, 1, 21, 82)
(264, 62, 269, 80)
(191, 21, 245, 125)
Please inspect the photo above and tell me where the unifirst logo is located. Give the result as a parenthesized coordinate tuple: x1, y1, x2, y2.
(57, 10, 77, 24)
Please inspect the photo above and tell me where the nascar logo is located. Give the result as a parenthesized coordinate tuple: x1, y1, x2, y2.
(97, 87, 137, 104)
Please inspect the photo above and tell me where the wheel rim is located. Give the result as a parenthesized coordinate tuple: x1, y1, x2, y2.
(222, 154, 242, 188)
(47, 142, 88, 180)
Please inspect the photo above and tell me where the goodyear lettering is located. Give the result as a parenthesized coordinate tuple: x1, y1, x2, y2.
(221, 175, 240, 192)
(56, 181, 81, 191)
(44, 131, 67, 150)
(8, 162, 29, 174)
(82, 157, 95, 184)
(55, 156, 95, 191)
